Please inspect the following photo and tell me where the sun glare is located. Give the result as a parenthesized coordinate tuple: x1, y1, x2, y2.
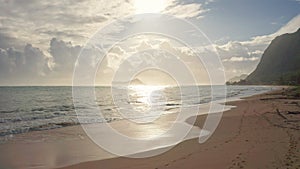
(134, 0, 167, 14)
(128, 85, 165, 106)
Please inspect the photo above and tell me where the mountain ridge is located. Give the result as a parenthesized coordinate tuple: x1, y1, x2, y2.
(231, 28, 300, 85)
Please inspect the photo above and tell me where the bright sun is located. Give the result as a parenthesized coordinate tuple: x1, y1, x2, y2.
(134, 0, 167, 14)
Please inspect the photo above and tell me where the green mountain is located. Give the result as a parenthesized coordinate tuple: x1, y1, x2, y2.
(228, 74, 248, 83)
(244, 28, 300, 85)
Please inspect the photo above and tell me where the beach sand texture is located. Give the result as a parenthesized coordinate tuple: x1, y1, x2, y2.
(0, 88, 299, 169)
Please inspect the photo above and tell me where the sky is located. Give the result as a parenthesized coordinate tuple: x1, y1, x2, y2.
(0, 0, 299, 85)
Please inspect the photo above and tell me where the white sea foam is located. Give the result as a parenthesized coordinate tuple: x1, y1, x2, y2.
(0, 85, 276, 142)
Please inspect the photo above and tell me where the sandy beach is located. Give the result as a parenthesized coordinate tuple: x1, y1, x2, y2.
(1, 1, 299, 168)
(0, 87, 299, 169)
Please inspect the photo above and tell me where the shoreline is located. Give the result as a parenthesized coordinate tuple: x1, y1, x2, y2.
(0, 87, 299, 169)
(57, 87, 299, 169)
(0, 85, 275, 139)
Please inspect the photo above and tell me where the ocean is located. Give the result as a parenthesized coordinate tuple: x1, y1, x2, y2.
(0, 85, 276, 142)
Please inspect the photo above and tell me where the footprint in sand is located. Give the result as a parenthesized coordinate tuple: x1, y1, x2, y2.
(227, 153, 247, 169)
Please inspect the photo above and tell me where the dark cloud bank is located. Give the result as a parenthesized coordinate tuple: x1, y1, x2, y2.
(0, 37, 81, 85)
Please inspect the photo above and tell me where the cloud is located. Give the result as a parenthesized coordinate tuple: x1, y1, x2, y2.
(212, 14, 300, 80)
(22, 44, 49, 76)
(48, 38, 109, 85)
(94, 37, 213, 85)
(164, 1, 209, 19)
(0, 37, 100, 85)
(49, 38, 81, 73)
(0, 44, 49, 84)
(275, 14, 300, 35)
(205, 0, 215, 5)
(0, 0, 208, 54)
(0, 32, 24, 50)
(242, 14, 300, 48)
(0, 0, 134, 51)
(1, 0, 298, 84)
(223, 56, 259, 62)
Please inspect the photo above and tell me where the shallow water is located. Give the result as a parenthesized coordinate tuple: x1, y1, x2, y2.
(0, 85, 275, 139)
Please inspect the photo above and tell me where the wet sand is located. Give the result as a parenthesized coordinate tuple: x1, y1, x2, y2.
(0, 88, 299, 169)
(59, 88, 300, 169)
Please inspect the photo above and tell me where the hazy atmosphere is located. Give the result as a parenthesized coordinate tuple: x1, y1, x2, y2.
(0, 1, 300, 169)
(0, 0, 299, 85)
